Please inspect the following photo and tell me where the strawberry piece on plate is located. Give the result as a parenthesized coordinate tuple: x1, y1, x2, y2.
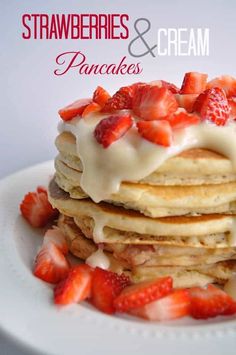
(206, 75, 236, 97)
(193, 87, 230, 126)
(94, 114, 133, 148)
(133, 85, 178, 120)
(20, 188, 58, 228)
(189, 284, 236, 319)
(167, 111, 200, 129)
(161, 80, 180, 94)
(58, 98, 92, 121)
(43, 227, 68, 255)
(130, 289, 190, 321)
(137, 120, 173, 147)
(34, 242, 70, 284)
(114, 276, 173, 312)
(175, 94, 198, 112)
(93, 86, 111, 108)
(102, 85, 136, 112)
(180, 72, 208, 94)
(91, 267, 131, 314)
(54, 264, 93, 305)
(82, 102, 101, 117)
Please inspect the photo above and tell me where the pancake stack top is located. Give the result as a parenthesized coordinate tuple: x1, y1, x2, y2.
(48, 73, 236, 288)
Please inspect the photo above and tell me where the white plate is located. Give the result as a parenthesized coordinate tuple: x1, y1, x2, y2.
(0, 161, 236, 355)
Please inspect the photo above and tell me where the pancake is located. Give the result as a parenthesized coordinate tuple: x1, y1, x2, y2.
(54, 153, 236, 218)
(48, 178, 236, 248)
(58, 213, 236, 288)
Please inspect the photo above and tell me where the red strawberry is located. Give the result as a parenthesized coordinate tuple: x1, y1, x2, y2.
(54, 264, 93, 305)
(175, 94, 198, 112)
(133, 85, 178, 120)
(193, 87, 230, 126)
(93, 86, 111, 108)
(114, 276, 173, 312)
(58, 98, 92, 121)
(137, 120, 173, 147)
(91, 267, 131, 314)
(34, 242, 70, 284)
(20, 188, 58, 228)
(161, 80, 180, 94)
(228, 97, 236, 119)
(180, 72, 208, 94)
(82, 102, 101, 117)
(130, 289, 190, 321)
(43, 227, 68, 255)
(102, 85, 136, 112)
(94, 114, 133, 148)
(189, 284, 236, 319)
(206, 75, 236, 97)
(167, 111, 200, 129)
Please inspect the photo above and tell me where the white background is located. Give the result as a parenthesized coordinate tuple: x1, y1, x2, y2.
(1, 0, 236, 354)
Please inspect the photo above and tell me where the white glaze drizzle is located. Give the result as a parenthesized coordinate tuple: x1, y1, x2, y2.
(86, 248, 110, 269)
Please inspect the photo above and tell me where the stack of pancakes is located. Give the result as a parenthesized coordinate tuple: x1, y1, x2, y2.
(48, 131, 236, 288)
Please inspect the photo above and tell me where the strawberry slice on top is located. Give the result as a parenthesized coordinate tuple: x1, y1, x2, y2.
(137, 120, 173, 147)
(58, 98, 92, 121)
(91, 267, 131, 314)
(102, 84, 140, 113)
(180, 72, 208, 94)
(193, 87, 230, 126)
(167, 111, 200, 130)
(20, 187, 58, 228)
(94, 114, 133, 148)
(175, 94, 198, 112)
(133, 85, 178, 121)
(161, 80, 180, 94)
(93, 86, 111, 108)
(206, 75, 236, 98)
(82, 102, 101, 117)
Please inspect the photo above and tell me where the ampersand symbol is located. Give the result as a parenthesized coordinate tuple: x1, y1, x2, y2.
(128, 18, 157, 58)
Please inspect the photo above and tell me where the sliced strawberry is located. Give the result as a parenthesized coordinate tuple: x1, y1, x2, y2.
(228, 97, 236, 119)
(206, 75, 236, 97)
(189, 284, 236, 319)
(82, 102, 101, 117)
(133, 85, 178, 120)
(167, 111, 200, 130)
(102, 85, 136, 112)
(91, 267, 131, 314)
(114, 276, 172, 312)
(193, 87, 230, 126)
(161, 80, 180, 94)
(93, 86, 111, 108)
(43, 227, 68, 255)
(34, 242, 70, 284)
(130, 289, 190, 321)
(36, 186, 47, 194)
(58, 98, 92, 121)
(180, 72, 208, 94)
(137, 120, 173, 147)
(54, 264, 93, 305)
(20, 188, 58, 228)
(94, 114, 133, 148)
(175, 94, 198, 112)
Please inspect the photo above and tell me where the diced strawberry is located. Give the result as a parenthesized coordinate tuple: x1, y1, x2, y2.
(161, 80, 180, 94)
(93, 86, 111, 108)
(130, 289, 190, 321)
(136, 120, 173, 147)
(189, 284, 236, 319)
(58, 98, 92, 121)
(175, 94, 198, 112)
(34, 242, 70, 284)
(43, 227, 68, 255)
(36, 186, 47, 194)
(206, 75, 236, 97)
(222, 300, 236, 316)
(94, 114, 133, 148)
(180, 72, 208, 94)
(20, 188, 58, 228)
(166, 111, 200, 129)
(133, 85, 178, 120)
(91, 267, 131, 314)
(54, 264, 93, 305)
(82, 102, 101, 117)
(102, 85, 136, 112)
(193, 87, 230, 126)
(228, 97, 236, 119)
(114, 276, 173, 312)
